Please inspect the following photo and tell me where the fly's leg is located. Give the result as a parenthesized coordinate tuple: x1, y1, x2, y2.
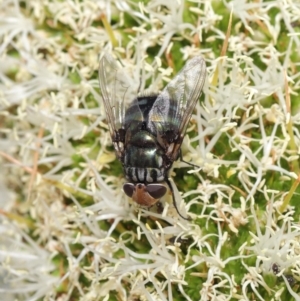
(179, 150, 200, 169)
(165, 178, 191, 221)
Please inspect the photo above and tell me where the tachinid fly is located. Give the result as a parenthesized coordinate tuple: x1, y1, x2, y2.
(99, 54, 206, 219)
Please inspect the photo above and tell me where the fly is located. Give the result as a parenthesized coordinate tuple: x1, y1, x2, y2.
(98, 54, 206, 219)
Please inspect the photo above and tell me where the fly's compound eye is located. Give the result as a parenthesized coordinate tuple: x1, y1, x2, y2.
(123, 182, 167, 207)
(146, 184, 167, 199)
(123, 183, 135, 197)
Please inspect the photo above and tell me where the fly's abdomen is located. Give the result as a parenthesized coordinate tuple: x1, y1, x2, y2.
(124, 129, 166, 183)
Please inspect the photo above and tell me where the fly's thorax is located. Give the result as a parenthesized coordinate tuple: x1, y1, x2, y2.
(124, 166, 166, 183)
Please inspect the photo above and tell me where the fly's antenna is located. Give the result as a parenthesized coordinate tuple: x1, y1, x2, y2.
(165, 178, 191, 221)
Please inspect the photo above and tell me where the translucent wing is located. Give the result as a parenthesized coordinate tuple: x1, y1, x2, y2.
(147, 56, 206, 161)
(98, 54, 141, 159)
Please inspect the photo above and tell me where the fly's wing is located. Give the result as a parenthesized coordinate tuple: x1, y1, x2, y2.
(147, 56, 206, 162)
(99, 54, 141, 160)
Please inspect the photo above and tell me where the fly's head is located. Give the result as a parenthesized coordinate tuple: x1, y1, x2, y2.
(123, 183, 167, 207)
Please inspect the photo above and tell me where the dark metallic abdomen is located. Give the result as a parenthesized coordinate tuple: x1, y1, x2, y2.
(124, 126, 166, 183)
(123, 96, 170, 184)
